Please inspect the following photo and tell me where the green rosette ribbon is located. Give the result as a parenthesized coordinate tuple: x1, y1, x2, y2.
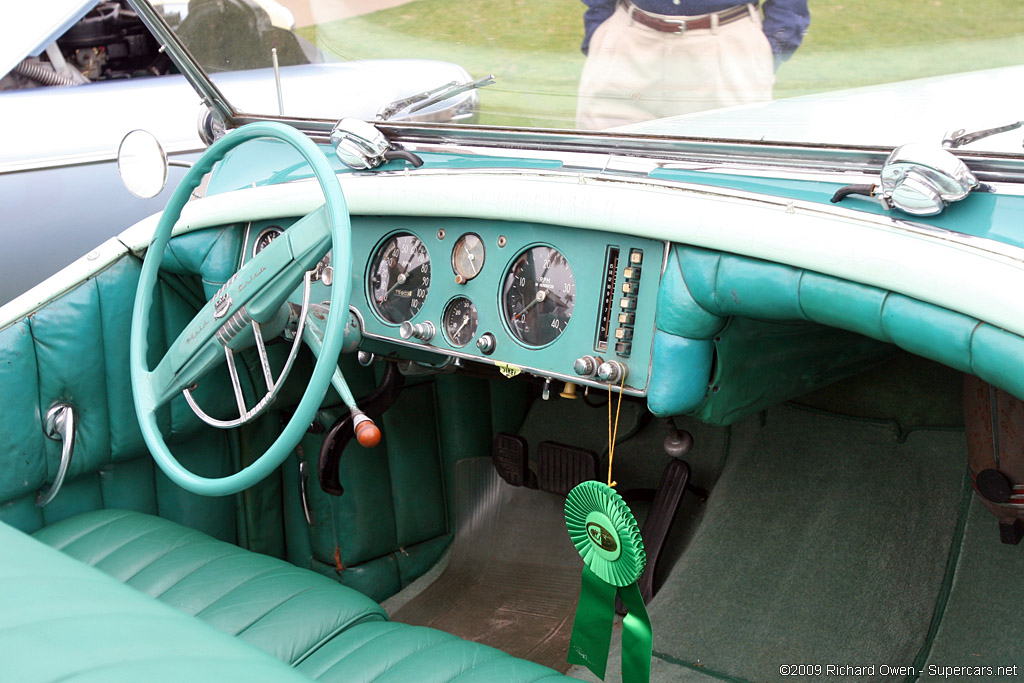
(565, 480, 652, 682)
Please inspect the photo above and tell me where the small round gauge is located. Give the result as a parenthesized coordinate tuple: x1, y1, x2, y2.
(452, 233, 486, 283)
(502, 245, 575, 347)
(252, 225, 284, 257)
(443, 297, 479, 347)
(369, 233, 431, 323)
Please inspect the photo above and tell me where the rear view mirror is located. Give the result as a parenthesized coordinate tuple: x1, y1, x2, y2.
(117, 129, 168, 199)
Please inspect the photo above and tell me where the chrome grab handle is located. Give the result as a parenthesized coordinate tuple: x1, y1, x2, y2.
(37, 403, 76, 507)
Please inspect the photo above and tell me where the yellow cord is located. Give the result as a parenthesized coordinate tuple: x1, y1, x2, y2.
(606, 374, 626, 487)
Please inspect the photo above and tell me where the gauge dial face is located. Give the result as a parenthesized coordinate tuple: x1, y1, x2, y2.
(443, 297, 479, 347)
(502, 245, 575, 347)
(253, 226, 284, 257)
(452, 233, 486, 282)
(369, 233, 431, 323)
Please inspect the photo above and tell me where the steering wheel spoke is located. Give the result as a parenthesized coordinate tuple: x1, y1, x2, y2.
(131, 122, 356, 496)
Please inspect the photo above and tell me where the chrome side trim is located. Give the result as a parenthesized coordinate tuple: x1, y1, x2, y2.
(0, 146, 204, 175)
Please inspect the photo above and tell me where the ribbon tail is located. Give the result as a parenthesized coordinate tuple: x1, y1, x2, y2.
(568, 564, 617, 679)
(618, 582, 653, 683)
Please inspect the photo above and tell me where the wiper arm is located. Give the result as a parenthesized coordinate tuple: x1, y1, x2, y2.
(943, 121, 1024, 149)
(377, 74, 495, 121)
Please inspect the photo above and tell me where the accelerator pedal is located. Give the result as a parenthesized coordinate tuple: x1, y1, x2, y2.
(616, 458, 691, 615)
(537, 441, 598, 497)
(491, 433, 537, 488)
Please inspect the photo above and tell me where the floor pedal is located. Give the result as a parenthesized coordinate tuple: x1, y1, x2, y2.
(492, 433, 536, 488)
(617, 458, 691, 614)
(537, 441, 598, 496)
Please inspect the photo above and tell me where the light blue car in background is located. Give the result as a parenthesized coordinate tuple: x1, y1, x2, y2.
(0, 0, 479, 306)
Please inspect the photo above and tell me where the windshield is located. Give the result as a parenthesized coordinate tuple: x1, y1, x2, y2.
(151, 0, 1024, 153)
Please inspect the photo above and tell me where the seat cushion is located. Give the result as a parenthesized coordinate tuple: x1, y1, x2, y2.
(0, 519, 309, 683)
(33, 509, 387, 666)
(296, 621, 570, 683)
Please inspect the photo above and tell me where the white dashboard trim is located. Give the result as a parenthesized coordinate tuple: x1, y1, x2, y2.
(144, 169, 1024, 340)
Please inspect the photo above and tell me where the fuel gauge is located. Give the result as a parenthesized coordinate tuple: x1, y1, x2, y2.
(452, 233, 485, 283)
(443, 297, 479, 347)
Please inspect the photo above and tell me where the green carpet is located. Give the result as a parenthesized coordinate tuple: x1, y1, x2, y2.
(647, 406, 968, 683)
(791, 352, 964, 439)
(921, 497, 1024, 681)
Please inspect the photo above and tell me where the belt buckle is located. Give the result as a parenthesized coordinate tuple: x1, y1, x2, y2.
(661, 16, 688, 33)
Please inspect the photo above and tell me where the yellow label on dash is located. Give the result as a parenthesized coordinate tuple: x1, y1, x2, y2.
(495, 362, 522, 379)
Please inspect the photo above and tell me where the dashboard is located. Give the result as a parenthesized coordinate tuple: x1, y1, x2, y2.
(242, 216, 665, 396)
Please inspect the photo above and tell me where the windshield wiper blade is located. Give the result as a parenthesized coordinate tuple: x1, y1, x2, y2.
(377, 74, 495, 121)
(943, 121, 1024, 149)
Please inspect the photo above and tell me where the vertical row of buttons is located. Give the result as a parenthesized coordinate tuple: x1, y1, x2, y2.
(614, 249, 643, 356)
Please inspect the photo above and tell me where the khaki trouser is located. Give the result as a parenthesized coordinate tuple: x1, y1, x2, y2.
(576, 3, 775, 130)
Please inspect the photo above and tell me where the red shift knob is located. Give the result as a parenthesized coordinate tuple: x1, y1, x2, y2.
(355, 419, 381, 448)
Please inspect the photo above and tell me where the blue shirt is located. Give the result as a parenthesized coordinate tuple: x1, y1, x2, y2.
(581, 0, 810, 56)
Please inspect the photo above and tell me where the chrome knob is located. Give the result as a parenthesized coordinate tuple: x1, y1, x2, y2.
(476, 332, 496, 355)
(597, 360, 628, 384)
(399, 321, 435, 342)
(573, 355, 603, 378)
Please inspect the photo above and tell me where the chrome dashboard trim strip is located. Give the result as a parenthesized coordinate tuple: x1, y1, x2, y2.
(247, 116, 1024, 181)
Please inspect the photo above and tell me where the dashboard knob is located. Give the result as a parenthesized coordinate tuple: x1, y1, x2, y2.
(476, 332, 496, 355)
(573, 355, 603, 378)
(597, 360, 628, 384)
(399, 321, 435, 342)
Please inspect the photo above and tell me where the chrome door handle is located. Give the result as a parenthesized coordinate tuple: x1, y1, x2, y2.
(37, 403, 76, 507)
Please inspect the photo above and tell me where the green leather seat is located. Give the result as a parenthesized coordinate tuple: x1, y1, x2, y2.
(0, 518, 310, 683)
(30, 510, 576, 682)
(33, 509, 388, 666)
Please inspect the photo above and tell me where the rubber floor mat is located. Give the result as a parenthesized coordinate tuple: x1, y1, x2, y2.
(391, 456, 583, 672)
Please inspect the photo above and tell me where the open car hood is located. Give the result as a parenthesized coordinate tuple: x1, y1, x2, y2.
(621, 65, 1024, 153)
(1, 0, 97, 77)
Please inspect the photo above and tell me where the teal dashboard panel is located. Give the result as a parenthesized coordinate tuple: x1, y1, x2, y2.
(243, 216, 665, 395)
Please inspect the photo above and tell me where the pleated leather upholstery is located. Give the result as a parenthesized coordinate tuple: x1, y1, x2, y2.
(33, 509, 576, 682)
(33, 509, 387, 666)
(1, 519, 308, 683)
(297, 621, 571, 683)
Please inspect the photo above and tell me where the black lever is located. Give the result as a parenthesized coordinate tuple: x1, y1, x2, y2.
(317, 361, 405, 495)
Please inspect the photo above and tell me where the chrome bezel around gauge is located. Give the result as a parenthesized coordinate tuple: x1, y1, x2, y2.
(500, 243, 576, 348)
(366, 231, 432, 325)
(252, 225, 285, 257)
(442, 296, 479, 347)
(451, 233, 486, 283)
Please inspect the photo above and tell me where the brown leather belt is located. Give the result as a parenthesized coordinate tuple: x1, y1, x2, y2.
(624, 2, 754, 33)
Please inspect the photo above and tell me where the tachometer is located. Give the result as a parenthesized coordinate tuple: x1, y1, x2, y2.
(501, 245, 575, 347)
(443, 297, 479, 347)
(369, 233, 431, 323)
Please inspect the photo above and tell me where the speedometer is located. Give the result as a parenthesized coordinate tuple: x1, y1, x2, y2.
(369, 233, 431, 323)
(501, 245, 575, 347)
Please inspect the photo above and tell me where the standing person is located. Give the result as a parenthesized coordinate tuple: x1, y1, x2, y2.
(576, 0, 809, 129)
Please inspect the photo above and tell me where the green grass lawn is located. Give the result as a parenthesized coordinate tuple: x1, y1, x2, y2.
(300, 0, 1024, 127)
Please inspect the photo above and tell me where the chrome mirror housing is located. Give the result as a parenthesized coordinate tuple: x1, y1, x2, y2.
(117, 129, 169, 199)
(330, 118, 391, 170)
(878, 143, 979, 216)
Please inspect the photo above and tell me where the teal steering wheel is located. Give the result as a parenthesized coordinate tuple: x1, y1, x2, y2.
(130, 122, 351, 496)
